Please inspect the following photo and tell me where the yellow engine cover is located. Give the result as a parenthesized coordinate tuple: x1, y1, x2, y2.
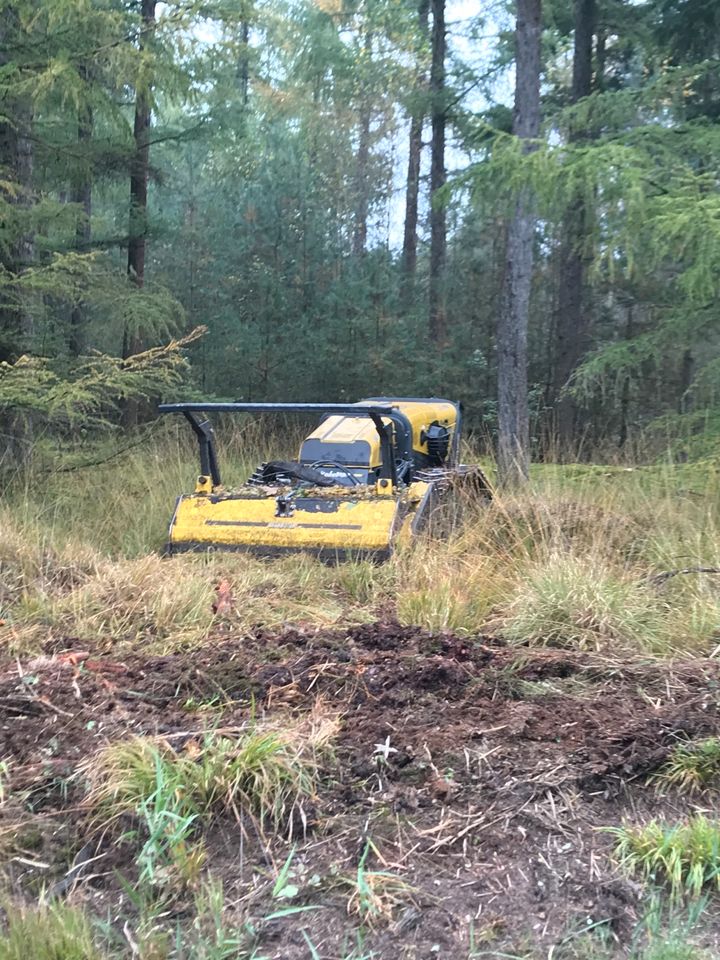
(300, 398, 458, 470)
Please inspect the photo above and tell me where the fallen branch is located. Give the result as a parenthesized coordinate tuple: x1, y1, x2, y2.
(646, 567, 720, 587)
(37, 421, 162, 474)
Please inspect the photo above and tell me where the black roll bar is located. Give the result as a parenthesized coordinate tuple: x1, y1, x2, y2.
(158, 402, 415, 487)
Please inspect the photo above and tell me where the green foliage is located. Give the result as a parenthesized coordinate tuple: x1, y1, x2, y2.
(0, 327, 203, 425)
(0, 0, 717, 455)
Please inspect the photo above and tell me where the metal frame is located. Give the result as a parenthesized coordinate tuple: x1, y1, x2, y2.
(158, 402, 416, 486)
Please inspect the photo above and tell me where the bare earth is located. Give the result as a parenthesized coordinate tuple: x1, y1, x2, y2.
(2, 622, 720, 957)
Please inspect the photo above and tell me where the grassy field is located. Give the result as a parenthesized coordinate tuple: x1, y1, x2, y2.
(3, 426, 720, 656)
(1, 431, 720, 958)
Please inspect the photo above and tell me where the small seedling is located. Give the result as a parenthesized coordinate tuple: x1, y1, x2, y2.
(183, 695, 223, 713)
(187, 878, 255, 959)
(345, 841, 416, 926)
(0, 759, 10, 806)
(272, 845, 300, 900)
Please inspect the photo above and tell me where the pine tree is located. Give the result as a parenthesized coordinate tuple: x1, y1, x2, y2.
(428, 0, 446, 344)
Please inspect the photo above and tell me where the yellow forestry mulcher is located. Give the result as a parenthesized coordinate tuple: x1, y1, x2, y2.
(158, 398, 491, 559)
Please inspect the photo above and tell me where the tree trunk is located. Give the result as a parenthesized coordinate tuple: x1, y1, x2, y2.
(496, 0, 541, 488)
(238, 14, 250, 106)
(428, 0, 446, 343)
(0, 11, 34, 357)
(352, 29, 373, 258)
(125, 0, 156, 355)
(595, 25, 606, 91)
(401, 0, 429, 288)
(679, 349, 695, 413)
(123, 0, 156, 428)
(618, 305, 633, 448)
(13, 100, 34, 346)
(69, 76, 93, 357)
(552, 0, 595, 453)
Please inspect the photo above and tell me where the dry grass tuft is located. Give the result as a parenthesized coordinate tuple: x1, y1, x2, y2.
(343, 842, 417, 927)
(500, 553, 674, 652)
(82, 708, 339, 836)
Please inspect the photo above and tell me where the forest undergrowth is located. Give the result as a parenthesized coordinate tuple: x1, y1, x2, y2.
(2, 432, 720, 959)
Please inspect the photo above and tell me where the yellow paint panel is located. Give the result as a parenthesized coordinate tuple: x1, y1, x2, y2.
(391, 400, 457, 457)
(300, 400, 458, 463)
(169, 494, 401, 552)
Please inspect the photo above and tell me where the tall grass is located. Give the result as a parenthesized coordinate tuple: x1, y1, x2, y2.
(5, 417, 291, 557)
(501, 553, 676, 652)
(2, 432, 720, 655)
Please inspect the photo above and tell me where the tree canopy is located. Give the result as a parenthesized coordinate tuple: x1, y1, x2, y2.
(1, 0, 718, 460)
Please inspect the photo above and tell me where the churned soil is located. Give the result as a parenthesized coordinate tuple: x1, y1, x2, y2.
(2, 621, 720, 958)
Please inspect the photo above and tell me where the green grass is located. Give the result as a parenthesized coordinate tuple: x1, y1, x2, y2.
(98, 874, 266, 959)
(184, 879, 259, 959)
(133, 748, 207, 890)
(0, 901, 106, 960)
(655, 738, 720, 794)
(610, 815, 720, 900)
(83, 712, 338, 839)
(501, 553, 680, 653)
(641, 945, 709, 960)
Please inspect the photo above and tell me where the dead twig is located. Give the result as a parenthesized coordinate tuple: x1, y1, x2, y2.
(646, 567, 720, 587)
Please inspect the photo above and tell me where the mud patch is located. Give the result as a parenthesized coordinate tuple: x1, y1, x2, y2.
(1, 622, 719, 957)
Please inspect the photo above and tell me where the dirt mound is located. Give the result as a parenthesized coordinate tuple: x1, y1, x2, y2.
(2, 622, 719, 957)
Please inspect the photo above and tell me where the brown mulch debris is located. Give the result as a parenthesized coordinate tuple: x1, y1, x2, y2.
(1, 621, 720, 956)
